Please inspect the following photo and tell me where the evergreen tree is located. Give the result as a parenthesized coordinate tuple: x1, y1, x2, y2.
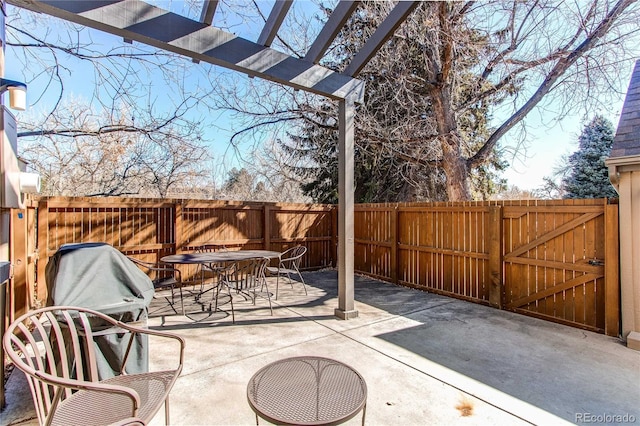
(562, 116, 618, 199)
(282, 2, 505, 203)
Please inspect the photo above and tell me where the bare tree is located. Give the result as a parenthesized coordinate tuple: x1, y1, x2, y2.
(6, 6, 215, 197)
(491, 185, 540, 201)
(535, 176, 566, 200)
(246, 139, 312, 203)
(208, 0, 640, 202)
(7, 1, 639, 201)
(20, 98, 209, 197)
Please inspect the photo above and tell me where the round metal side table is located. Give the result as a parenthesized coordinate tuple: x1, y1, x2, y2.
(247, 356, 367, 426)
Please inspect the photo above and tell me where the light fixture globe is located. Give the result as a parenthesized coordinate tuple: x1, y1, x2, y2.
(0, 78, 28, 111)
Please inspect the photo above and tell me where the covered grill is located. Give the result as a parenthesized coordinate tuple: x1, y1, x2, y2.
(45, 242, 155, 378)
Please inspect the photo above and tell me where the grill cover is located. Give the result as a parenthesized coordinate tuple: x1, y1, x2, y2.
(46, 243, 155, 378)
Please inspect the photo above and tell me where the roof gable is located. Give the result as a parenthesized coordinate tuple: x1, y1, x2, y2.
(611, 60, 640, 157)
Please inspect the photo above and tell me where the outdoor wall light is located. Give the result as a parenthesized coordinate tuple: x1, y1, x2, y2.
(0, 78, 27, 111)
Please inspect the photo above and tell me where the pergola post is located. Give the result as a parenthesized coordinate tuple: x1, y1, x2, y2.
(335, 97, 358, 320)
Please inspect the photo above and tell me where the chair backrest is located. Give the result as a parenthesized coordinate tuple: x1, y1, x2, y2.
(3, 306, 135, 425)
(194, 246, 230, 275)
(228, 257, 269, 291)
(127, 255, 180, 288)
(195, 244, 228, 253)
(281, 245, 307, 269)
(126, 255, 153, 268)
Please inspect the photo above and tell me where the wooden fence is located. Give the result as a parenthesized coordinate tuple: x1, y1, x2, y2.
(4, 197, 620, 336)
(4, 199, 38, 323)
(354, 198, 620, 336)
(32, 197, 336, 304)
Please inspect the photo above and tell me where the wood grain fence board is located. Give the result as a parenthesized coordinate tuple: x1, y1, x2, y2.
(575, 199, 589, 325)
(522, 201, 534, 312)
(605, 204, 620, 336)
(571, 200, 584, 325)
(505, 201, 525, 305)
(595, 201, 608, 331)
(541, 203, 556, 316)
(563, 200, 576, 322)
(534, 200, 545, 313)
(36, 199, 48, 301)
(583, 201, 596, 327)
(442, 210, 452, 293)
(551, 204, 564, 320)
(396, 244, 489, 259)
(506, 256, 603, 274)
(488, 206, 502, 307)
(540, 204, 552, 317)
(10, 209, 28, 321)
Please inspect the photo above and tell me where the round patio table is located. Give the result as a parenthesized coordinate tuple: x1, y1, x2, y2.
(161, 250, 280, 265)
(247, 356, 367, 426)
(161, 250, 281, 319)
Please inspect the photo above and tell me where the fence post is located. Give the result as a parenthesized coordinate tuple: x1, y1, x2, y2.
(390, 206, 398, 284)
(36, 198, 48, 304)
(9, 208, 27, 320)
(331, 206, 338, 267)
(489, 205, 503, 308)
(174, 200, 183, 253)
(264, 205, 271, 250)
(604, 202, 620, 337)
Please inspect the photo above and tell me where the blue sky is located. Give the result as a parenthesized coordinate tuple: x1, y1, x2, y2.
(500, 96, 627, 191)
(3, 1, 636, 192)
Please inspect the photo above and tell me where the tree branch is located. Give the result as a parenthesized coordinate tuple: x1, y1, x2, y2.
(469, 0, 636, 168)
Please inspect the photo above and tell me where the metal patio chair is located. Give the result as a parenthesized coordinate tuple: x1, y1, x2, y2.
(127, 256, 184, 316)
(218, 257, 272, 323)
(193, 245, 229, 303)
(3, 305, 185, 426)
(266, 245, 308, 299)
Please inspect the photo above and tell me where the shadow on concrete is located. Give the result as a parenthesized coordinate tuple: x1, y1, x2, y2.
(329, 271, 640, 424)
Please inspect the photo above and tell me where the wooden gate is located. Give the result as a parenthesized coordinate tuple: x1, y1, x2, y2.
(502, 200, 619, 335)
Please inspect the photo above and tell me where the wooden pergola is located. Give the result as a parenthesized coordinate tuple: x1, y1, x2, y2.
(4, 0, 419, 319)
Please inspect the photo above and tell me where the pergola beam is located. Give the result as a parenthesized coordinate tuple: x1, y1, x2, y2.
(257, 0, 292, 47)
(344, 1, 419, 76)
(7, 0, 364, 102)
(194, 1, 219, 62)
(304, 0, 360, 64)
(199, 0, 219, 26)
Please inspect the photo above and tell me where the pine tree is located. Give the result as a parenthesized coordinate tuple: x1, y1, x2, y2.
(562, 116, 618, 199)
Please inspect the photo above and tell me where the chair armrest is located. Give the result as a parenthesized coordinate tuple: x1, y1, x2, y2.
(113, 321, 186, 370)
(128, 257, 181, 276)
(34, 370, 141, 415)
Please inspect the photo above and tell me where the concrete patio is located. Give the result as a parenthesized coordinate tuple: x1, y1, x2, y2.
(3, 270, 639, 425)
